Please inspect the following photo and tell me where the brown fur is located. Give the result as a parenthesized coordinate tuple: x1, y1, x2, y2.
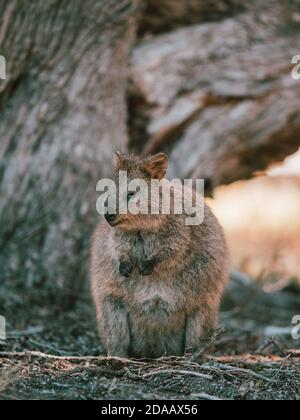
(91, 153, 229, 358)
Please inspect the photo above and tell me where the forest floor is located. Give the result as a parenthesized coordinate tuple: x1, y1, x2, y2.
(0, 278, 300, 400)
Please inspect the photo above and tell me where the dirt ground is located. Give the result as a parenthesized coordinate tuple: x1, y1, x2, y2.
(1, 278, 300, 400)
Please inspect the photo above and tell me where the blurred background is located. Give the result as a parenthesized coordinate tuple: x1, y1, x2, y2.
(211, 151, 300, 287)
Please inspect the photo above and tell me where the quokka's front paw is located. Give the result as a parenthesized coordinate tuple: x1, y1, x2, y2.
(139, 258, 157, 276)
(119, 261, 133, 278)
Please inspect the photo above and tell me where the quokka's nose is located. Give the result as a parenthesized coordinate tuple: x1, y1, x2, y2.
(105, 213, 117, 225)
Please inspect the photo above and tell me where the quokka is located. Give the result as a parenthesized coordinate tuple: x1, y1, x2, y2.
(91, 153, 229, 358)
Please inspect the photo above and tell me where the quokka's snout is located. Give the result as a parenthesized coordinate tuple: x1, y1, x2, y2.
(91, 152, 229, 358)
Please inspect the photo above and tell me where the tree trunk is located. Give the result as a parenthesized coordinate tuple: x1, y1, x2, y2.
(0, 0, 140, 307)
(129, 0, 300, 191)
(138, 0, 248, 36)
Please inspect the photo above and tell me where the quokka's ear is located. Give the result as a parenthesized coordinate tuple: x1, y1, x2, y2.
(145, 153, 169, 180)
(113, 151, 123, 171)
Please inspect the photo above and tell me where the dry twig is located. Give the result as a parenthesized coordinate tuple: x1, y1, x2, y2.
(190, 393, 224, 401)
(142, 369, 213, 380)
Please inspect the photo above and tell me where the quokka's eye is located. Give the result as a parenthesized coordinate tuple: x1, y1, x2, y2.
(127, 192, 135, 202)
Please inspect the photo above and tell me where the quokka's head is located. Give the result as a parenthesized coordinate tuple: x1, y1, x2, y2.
(104, 152, 169, 231)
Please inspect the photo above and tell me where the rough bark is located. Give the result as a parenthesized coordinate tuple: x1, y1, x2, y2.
(138, 0, 248, 36)
(0, 0, 140, 306)
(129, 0, 300, 189)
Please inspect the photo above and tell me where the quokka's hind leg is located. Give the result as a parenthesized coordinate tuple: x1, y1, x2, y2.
(185, 306, 218, 354)
(97, 295, 130, 357)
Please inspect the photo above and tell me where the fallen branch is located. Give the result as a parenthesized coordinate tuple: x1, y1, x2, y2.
(142, 369, 213, 380)
(0, 351, 146, 366)
(211, 362, 278, 383)
(205, 354, 285, 365)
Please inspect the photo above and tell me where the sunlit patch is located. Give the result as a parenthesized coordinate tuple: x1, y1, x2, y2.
(210, 174, 300, 284)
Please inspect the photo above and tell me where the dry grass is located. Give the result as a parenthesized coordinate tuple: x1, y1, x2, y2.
(1, 270, 299, 400)
(1, 350, 299, 400)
